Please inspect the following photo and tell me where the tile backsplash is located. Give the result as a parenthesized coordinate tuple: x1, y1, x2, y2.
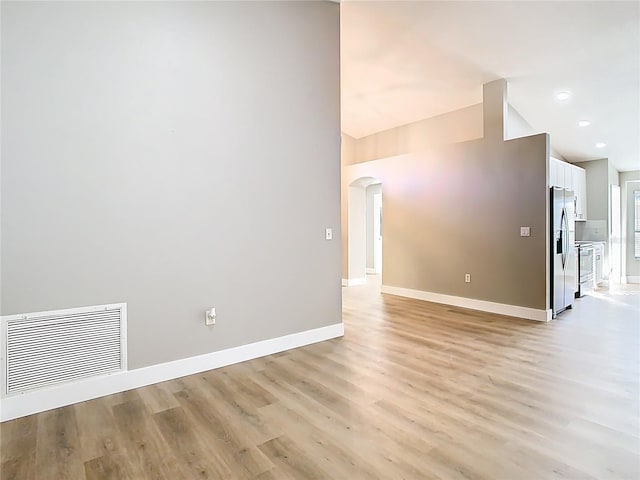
(576, 219, 607, 241)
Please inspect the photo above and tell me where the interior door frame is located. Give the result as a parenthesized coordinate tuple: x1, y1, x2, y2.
(610, 184, 621, 283)
(373, 192, 382, 274)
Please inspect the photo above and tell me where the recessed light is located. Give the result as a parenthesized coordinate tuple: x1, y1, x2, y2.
(595, 142, 606, 148)
(578, 120, 591, 127)
(555, 91, 571, 101)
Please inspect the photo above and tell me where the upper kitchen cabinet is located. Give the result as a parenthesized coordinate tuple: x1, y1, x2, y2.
(549, 157, 587, 221)
(549, 158, 560, 188)
(571, 164, 587, 220)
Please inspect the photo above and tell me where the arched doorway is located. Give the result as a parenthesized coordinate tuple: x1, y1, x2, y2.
(345, 176, 382, 286)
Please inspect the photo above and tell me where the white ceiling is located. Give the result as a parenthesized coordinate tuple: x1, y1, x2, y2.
(341, 1, 640, 172)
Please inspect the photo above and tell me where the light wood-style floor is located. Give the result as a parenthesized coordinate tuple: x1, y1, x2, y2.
(2, 277, 639, 479)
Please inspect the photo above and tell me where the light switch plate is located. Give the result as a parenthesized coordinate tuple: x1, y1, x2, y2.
(325, 228, 333, 240)
(205, 307, 216, 326)
(520, 226, 531, 237)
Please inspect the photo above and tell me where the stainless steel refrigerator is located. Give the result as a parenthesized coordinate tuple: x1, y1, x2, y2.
(551, 187, 576, 317)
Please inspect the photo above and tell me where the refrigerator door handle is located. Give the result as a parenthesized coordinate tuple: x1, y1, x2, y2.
(560, 208, 567, 269)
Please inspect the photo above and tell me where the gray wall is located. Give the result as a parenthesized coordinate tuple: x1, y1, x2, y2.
(349, 104, 483, 165)
(575, 159, 610, 242)
(365, 183, 382, 270)
(345, 80, 550, 310)
(344, 98, 564, 168)
(506, 105, 537, 141)
(380, 134, 549, 309)
(575, 158, 621, 277)
(507, 104, 565, 160)
(579, 159, 610, 221)
(341, 134, 356, 279)
(1, 1, 341, 369)
(347, 182, 367, 280)
(609, 162, 620, 187)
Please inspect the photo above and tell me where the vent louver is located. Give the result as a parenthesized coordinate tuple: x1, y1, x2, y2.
(2, 304, 127, 396)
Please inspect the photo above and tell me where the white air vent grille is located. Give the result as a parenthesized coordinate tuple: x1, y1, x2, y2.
(2, 304, 127, 396)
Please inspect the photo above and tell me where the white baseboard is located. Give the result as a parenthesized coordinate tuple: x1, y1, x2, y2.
(381, 285, 551, 322)
(627, 276, 640, 284)
(0, 323, 344, 422)
(342, 277, 367, 287)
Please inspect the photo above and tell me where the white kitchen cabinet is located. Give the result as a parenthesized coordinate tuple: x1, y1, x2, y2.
(549, 157, 587, 221)
(571, 165, 587, 220)
(550, 157, 563, 188)
(567, 164, 575, 198)
(549, 158, 559, 187)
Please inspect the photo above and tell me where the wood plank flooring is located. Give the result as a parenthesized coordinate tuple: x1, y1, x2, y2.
(2, 278, 639, 479)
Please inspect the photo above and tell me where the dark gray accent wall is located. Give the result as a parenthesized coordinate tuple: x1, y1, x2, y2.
(1, 1, 341, 369)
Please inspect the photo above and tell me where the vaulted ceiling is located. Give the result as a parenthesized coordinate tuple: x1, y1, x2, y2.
(341, 1, 639, 172)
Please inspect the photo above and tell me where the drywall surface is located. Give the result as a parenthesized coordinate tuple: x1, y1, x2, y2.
(347, 183, 367, 281)
(349, 104, 483, 165)
(609, 162, 620, 187)
(575, 158, 621, 277)
(506, 104, 566, 160)
(578, 159, 609, 221)
(1, 1, 341, 369)
(344, 80, 549, 310)
(342, 134, 357, 166)
(365, 183, 382, 270)
(341, 134, 356, 279)
(345, 133, 549, 310)
(345, 95, 564, 168)
(506, 105, 537, 140)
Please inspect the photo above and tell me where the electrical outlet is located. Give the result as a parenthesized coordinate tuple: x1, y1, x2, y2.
(520, 226, 531, 237)
(465, 274, 471, 283)
(205, 307, 216, 326)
